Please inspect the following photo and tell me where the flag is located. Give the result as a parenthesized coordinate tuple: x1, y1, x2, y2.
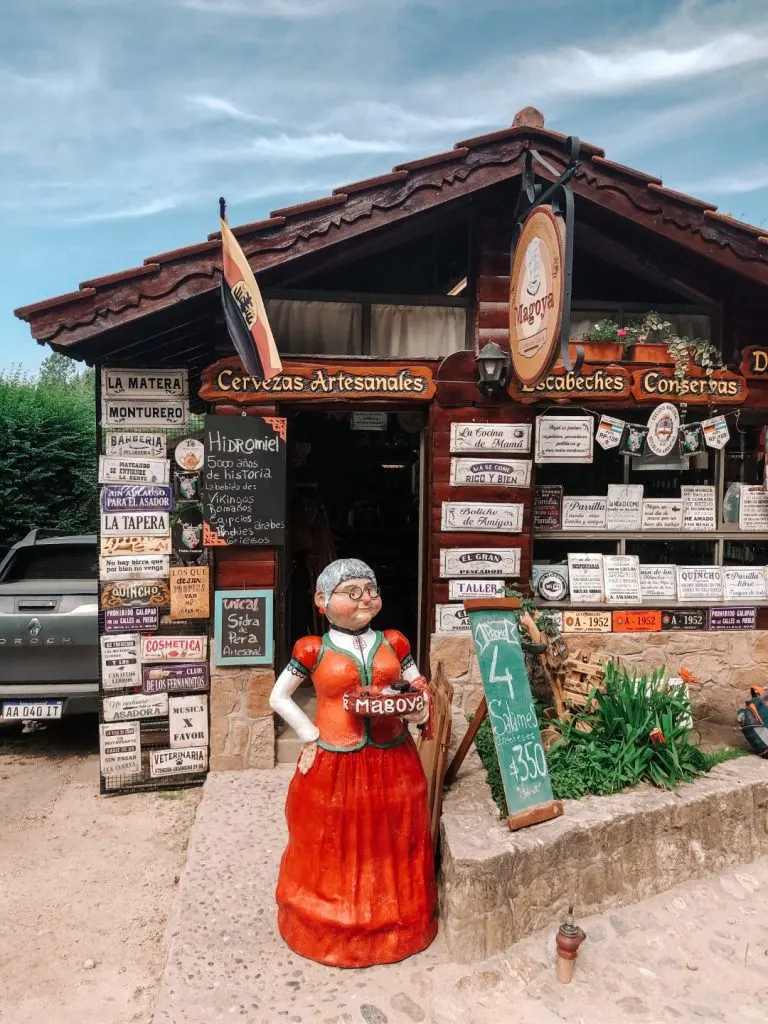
(220, 217, 282, 380)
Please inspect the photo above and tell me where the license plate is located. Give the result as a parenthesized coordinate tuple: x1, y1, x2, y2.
(2, 700, 64, 720)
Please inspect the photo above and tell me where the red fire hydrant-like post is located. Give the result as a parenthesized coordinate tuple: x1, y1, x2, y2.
(555, 905, 586, 984)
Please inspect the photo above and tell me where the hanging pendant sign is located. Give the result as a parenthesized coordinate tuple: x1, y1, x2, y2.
(508, 207, 565, 386)
(679, 423, 704, 456)
(595, 414, 625, 450)
(620, 424, 648, 458)
(101, 368, 188, 398)
(641, 499, 684, 531)
(646, 403, 680, 457)
(702, 416, 730, 449)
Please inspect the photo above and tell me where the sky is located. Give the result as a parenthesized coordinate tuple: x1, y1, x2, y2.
(2, 0, 768, 371)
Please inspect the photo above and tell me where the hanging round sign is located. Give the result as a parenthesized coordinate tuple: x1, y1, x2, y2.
(174, 438, 204, 471)
(508, 206, 566, 386)
(646, 403, 680, 457)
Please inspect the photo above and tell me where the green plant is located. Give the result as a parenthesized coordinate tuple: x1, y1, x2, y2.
(474, 660, 746, 813)
(583, 311, 725, 380)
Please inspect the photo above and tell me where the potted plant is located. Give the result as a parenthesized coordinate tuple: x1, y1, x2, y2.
(584, 311, 724, 379)
(570, 320, 624, 363)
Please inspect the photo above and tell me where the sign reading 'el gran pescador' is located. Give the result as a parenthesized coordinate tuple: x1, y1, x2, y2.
(203, 415, 287, 546)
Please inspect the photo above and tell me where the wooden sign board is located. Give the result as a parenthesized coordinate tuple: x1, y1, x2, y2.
(562, 609, 612, 633)
(562, 496, 607, 531)
(440, 548, 521, 578)
(661, 608, 706, 631)
(170, 566, 210, 620)
(99, 554, 169, 582)
(98, 457, 170, 485)
(203, 415, 287, 547)
(567, 553, 605, 603)
(449, 458, 532, 488)
(100, 580, 170, 611)
(104, 432, 166, 459)
(641, 499, 683, 531)
(450, 422, 531, 454)
(200, 358, 435, 404)
(101, 398, 188, 428)
(638, 565, 677, 600)
(533, 484, 562, 531)
(466, 599, 563, 829)
(681, 485, 717, 531)
(630, 368, 746, 405)
(214, 590, 274, 666)
(676, 566, 722, 602)
(100, 535, 172, 556)
(512, 363, 630, 403)
(508, 206, 565, 387)
(535, 416, 594, 464)
(140, 635, 208, 663)
(448, 579, 505, 601)
(441, 503, 523, 533)
(99, 722, 141, 778)
(101, 367, 188, 398)
(612, 609, 661, 632)
(168, 695, 208, 749)
(603, 555, 642, 604)
(435, 604, 471, 633)
(708, 606, 757, 631)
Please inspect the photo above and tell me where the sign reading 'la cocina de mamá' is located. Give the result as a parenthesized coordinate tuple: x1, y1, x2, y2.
(449, 423, 532, 453)
(508, 206, 565, 386)
(199, 358, 435, 404)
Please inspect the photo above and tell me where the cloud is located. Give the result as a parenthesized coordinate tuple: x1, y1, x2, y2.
(188, 94, 278, 124)
(679, 163, 768, 197)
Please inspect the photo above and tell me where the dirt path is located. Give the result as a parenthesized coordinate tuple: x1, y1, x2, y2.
(0, 718, 201, 1024)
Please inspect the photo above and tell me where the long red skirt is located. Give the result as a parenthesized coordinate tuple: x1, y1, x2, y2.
(276, 737, 438, 967)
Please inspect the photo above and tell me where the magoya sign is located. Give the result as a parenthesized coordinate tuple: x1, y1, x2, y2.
(508, 206, 566, 387)
(199, 358, 435, 404)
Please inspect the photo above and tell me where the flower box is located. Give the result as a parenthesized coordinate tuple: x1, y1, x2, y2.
(569, 341, 624, 363)
(625, 343, 674, 365)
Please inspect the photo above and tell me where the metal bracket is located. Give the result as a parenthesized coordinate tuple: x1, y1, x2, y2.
(512, 137, 583, 373)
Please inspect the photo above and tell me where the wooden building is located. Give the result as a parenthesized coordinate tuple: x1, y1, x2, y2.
(16, 106, 768, 774)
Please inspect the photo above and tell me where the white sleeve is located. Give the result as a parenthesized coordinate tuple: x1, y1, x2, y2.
(269, 665, 320, 743)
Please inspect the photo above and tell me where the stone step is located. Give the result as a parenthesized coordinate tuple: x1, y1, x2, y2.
(275, 688, 316, 764)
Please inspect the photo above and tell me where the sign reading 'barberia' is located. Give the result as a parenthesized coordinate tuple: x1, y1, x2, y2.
(631, 368, 747, 404)
(510, 364, 630, 402)
(199, 358, 435, 404)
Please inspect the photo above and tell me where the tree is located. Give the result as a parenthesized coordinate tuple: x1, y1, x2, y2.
(0, 355, 97, 552)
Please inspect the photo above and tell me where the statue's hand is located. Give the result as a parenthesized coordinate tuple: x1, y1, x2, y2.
(297, 740, 318, 775)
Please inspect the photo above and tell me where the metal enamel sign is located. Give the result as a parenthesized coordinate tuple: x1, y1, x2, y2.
(101, 368, 188, 398)
(100, 580, 170, 610)
(509, 206, 565, 386)
(439, 548, 521, 578)
(102, 692, 169, 722)
(449, 458, 532, 488)
(676, 566, 722, 602)
(98, 457, 170, 485)
(100, 634, 141, 691)
(535, 416, 594, 464)
(561, 609, 611, 633)
(567, 553, 605, 604)
(101, 398, 189, 428)
(449, 423, 532, 454)
(435, 604, 470, 633)
(447, 579, 506, 601)
(104, 432, 166, 458)
(142, 663, 210, 694)
(103, 605, 160, 633)
(100, 485, 173, 512)
(646, 403, 680, 457)
(561, 496, 607, 531)
(440, 503, 524, 533)
(100, 535, 172, 556)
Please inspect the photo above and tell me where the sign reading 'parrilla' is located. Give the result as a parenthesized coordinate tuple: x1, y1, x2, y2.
(200, 359, 435, 403)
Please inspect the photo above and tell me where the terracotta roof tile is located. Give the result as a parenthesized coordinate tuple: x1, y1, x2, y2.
(145, 240, 220, 264)
(333, 170, 409, 195)
(591, 156, 661, 185)
(270, 194, 348, 219)
(646, 183, 717, 211)
(80, 264, 160, 289)
(208, 216, 287, 241)
(703, 209, 766, 237)
(394, 147, 469, 172)
(14, 287, 96, 320)
(759, 236, 768, 247)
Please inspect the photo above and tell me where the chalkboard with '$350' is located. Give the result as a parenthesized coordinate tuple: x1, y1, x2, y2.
(203, 414, 287, 546)
(466, 600, 563, 830)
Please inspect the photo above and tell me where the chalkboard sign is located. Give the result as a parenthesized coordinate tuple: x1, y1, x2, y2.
(214, 590, 274, 666)
(203, 415, 286, 546)
(466, 599, 563, 831)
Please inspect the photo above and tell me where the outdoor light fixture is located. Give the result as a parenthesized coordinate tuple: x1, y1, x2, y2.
(476, 341, 511, 397)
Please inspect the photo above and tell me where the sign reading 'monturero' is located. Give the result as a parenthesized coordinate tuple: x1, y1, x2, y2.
(199, 358, 435, 403)
(508, 207, 565, 386)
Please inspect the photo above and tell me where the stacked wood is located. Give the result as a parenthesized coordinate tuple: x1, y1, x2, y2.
(418, 661, 454, 852)
(563, 650, 606, 709)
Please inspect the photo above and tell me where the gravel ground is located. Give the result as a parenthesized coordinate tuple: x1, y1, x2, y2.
(0, 717, 201, 1024)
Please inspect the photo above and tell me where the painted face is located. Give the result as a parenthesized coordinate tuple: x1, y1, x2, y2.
(315, 576, 382, 630)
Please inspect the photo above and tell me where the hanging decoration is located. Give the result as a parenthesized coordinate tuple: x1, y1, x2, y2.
(646, 403, 680, 457)
(595, 414, 625, 450)
(679, 422, 704, 456)
(620, 424, 649, 458)
(701, 415, 730, 449)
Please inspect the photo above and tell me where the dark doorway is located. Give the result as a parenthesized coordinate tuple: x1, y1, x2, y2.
(285, 408, 424, 652)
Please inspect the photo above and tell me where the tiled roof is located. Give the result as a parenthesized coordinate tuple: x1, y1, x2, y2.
(14, 110, 768, 345)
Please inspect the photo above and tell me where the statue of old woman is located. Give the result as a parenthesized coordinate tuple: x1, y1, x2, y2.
(269, 557, 438, 967)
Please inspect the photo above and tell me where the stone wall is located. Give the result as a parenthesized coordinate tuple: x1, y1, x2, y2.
(210, 666, 276, 771)
(430, 629, 768, 724)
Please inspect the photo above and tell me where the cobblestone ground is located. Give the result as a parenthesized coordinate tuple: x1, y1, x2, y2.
(153, 768, 768, 1024)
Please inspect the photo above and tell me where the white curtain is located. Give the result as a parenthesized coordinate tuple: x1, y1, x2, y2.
(371, 304, 466, 359)
(265, 299, 361, 355)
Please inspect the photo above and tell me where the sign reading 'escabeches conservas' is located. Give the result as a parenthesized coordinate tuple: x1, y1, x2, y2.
(203, 415, 287, 546)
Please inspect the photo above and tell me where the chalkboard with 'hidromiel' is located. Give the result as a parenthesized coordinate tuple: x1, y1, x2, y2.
(466, 599, 563, 831)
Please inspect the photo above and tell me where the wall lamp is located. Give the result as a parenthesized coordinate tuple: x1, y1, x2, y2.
(476, 341, 511, 397)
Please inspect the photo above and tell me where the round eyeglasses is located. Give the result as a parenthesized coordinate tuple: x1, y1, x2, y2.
(333, 584, 380, 601)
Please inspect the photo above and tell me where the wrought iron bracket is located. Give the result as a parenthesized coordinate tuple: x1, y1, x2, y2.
(512, 137, 583, 373)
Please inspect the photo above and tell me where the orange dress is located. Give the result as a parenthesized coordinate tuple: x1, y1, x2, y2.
(275, 629, 438, 967)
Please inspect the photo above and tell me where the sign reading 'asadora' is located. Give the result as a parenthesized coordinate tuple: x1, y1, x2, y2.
(200, 359, 435, 403)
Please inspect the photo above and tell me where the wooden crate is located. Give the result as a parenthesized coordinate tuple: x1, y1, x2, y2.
(563, 650, 606, 709)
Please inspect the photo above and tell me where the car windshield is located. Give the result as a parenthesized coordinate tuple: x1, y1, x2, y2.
(0, 545, 98, 582)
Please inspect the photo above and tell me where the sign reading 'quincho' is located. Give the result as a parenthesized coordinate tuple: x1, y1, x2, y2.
(508, 206, 565, 386)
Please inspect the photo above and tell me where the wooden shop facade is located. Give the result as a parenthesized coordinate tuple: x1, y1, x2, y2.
(16, 106, 768, 780)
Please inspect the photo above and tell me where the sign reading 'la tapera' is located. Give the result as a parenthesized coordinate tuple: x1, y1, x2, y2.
(199, 358, 435, 404)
